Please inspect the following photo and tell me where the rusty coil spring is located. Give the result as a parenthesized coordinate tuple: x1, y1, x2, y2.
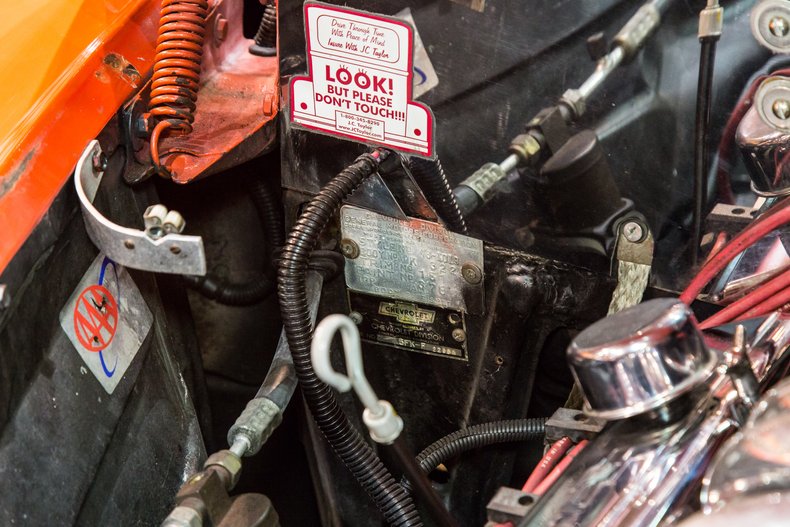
(149, 0, 209, 169)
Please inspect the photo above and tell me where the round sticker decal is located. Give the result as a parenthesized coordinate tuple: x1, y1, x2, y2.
(73, 284, 119, 352)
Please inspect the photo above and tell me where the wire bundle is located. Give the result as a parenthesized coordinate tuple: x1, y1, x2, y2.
(681, 196, 790, 327)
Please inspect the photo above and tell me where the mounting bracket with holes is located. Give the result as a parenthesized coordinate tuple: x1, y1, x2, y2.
(74, 140, 207, 275)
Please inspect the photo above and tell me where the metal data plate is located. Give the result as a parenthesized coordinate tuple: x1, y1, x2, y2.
(349, 291, 468, 361)
(340, 205, 484, 314)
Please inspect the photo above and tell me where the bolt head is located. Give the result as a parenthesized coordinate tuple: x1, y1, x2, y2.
(622, 221, 645, 243)
(214, 16, 228, 44)
(340, 238, 360, 259)
(0, 284, 9, 309)
(163, 209, 186, 234)
(451, 328, 467, 342)
(349, 311, 363, 325)
(461, 262, 483, 285)
(91, 151, 107, 173)
(773, 99, 790, 120)
(770, 16, 790, 37)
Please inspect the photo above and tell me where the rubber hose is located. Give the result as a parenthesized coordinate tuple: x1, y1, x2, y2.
(409, 157, 468, 234)
(416, 419, 547, 477)
(278, 151, 422, 527)
(182, 274, 274, 306)
(249, 175, 286, 254)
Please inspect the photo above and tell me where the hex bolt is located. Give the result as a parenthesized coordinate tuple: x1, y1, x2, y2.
(770, 16, 790, 37)
(349, 311, 364, 325)
(452, 328, 467, 343)
(773, 99, 790, 120)
(0, 284, 10, 310)
(143, 204, 168, 240)
(461, 262, 483, 285)
(91, 151, 107, 173)
(622, 221, 645, 243)
(163, 210, 186, 235)
(340, 238, 360, 259)
(214, 15, 228, 45)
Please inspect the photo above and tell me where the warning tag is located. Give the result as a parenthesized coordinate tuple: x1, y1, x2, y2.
(290, 2, 435, 157)
(59, 254, 153, 394)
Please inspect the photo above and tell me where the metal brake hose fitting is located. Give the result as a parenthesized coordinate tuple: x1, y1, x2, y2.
(457, 0, 675, 216)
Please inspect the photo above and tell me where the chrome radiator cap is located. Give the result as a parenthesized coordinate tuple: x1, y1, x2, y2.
(568, 298, 716, 420)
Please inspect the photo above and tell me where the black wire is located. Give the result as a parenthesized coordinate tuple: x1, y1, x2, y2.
(692, 36, 719, 266)
(388, 438, 458, 527)
(278, 150, 423, 526)
(401, 418, 547, 493)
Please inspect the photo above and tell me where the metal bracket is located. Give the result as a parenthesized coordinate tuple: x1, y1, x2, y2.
(75, 140, 207, 275)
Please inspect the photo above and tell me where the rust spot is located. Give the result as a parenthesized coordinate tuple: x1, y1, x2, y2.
(0, 150, 35, 199)
(101, 53, 141, 88)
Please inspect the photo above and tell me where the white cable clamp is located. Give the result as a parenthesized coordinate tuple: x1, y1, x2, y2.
(311, 314, 404, 444)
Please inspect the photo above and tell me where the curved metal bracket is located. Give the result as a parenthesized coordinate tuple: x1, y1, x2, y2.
(75, 140, 206, 275)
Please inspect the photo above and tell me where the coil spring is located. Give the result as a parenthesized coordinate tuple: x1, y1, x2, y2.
(148, 0, 209, 169)
(254, 3, 277, 48)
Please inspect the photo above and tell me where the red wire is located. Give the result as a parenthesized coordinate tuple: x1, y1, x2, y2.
(680, 196, 790, 305)
(699, 268, 790, 329)
(733, 285, 790, 322)
(705, 231, 728, 263)
(532, 440, 589, 496)
(521, 437, 573, 493)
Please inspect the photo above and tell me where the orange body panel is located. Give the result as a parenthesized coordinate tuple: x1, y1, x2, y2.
(0, 0, 159, 274)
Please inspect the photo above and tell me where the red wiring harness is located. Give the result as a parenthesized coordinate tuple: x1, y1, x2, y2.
(699, 268, 790, 329)
(681, 195, 790, 306)
(532, 441, 589, 496)
(520, 438, 589, 498)
(521, 437, 573, 493)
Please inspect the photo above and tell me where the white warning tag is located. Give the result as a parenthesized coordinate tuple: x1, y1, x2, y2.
(290, 2, 435, 157)
(59, 254, 153, 394)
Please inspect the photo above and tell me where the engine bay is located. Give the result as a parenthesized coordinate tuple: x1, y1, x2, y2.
(3, 0, 790, 525)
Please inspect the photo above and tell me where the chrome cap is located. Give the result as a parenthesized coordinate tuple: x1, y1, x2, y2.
(568, 298, 716, 420)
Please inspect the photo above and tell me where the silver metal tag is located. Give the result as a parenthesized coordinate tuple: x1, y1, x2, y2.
(340, 206, 484, 314)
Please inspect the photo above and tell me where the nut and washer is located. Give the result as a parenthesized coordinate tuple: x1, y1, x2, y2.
(461, 262, 483, 285)
(452, 328, 467, 343)
(143, 204, 169, 240)
(622, 221, 645, 243)
(204, 450, 242, 490)
(340, 238, 360, 259)
(163, 210, 186, 235)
